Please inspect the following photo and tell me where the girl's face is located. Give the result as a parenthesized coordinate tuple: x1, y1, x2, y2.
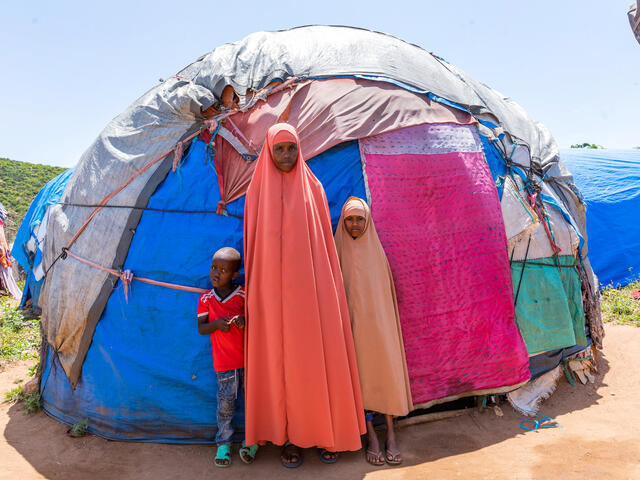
(344, 215, 366, 239)
(272, 141, 298, 172)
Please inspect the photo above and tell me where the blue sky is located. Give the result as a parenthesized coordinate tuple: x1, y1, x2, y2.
(2, 1, 638, 167)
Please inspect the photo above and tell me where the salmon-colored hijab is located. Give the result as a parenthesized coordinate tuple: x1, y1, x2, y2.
(243, 124, 365, 450)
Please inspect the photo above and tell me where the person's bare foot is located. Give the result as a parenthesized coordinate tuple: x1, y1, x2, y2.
(385, 415, 402, 465)
(365, 416, 385, 465)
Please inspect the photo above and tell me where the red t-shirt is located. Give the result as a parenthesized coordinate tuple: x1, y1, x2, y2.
(197, 285, 245, 372)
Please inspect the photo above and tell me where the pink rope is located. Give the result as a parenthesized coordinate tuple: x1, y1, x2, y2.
(64, 249, 208, 297)
(266, 76, 299, 96)
(172, 140, 184, 172)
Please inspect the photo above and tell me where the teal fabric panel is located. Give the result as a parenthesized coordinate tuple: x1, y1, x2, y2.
(511, 255, 587, 355)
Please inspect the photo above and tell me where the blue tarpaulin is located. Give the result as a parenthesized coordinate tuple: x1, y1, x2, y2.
(11, 168, 74, 306)
(41, 138, 366, 442)
(561, 149, 640, 287)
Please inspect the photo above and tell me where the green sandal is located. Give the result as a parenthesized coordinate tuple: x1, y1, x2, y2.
(239, 440, 259, 464)
(214, 444, 232, 467)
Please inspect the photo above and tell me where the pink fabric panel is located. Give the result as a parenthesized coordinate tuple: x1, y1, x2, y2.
(361, 124, 530, 406)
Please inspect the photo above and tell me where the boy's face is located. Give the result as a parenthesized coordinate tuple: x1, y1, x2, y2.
(344, 215, 366, 239)
(271, 142, 298, 172)
(210, 257, 239, 289)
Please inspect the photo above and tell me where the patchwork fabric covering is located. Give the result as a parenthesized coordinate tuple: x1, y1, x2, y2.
(360, 124, 530, 406)
(19, 26, 601, 442)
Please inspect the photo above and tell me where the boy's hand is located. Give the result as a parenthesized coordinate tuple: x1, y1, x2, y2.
(231, 315, 245, 328)
(211, 317, 231, 332)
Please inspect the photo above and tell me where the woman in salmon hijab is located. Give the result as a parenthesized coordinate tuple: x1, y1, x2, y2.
(335, 197, 413, 466)
(243, 123, 365, 468)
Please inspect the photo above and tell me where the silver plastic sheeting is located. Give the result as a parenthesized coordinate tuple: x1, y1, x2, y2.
(184, 26, 560, 171)
(40, 26, 592, 385)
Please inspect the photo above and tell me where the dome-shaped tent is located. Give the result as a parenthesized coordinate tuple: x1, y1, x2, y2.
(26, 26, 602, 442)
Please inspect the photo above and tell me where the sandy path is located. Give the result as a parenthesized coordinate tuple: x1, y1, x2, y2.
(1, 324, 639, 480)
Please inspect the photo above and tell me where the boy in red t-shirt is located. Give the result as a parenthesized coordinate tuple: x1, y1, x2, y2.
(197, 247, 258, 467)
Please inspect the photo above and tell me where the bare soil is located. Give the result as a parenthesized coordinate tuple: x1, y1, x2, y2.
(2, 324, 639, 480)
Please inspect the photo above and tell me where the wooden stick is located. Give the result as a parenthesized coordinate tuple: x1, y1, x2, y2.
(395, 409, 469, 429)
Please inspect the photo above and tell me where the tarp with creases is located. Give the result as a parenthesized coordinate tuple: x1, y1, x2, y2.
(11, 169, 74, 306)
(561, 149, 640, 287)
(40, 137, 367, 442)
(40, 27, 584, 387)
(41, 75, 474, 387)
(32, 27, 599, 437)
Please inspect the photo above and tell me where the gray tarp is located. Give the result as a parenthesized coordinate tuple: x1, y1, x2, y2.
(40, 25, 594, 386)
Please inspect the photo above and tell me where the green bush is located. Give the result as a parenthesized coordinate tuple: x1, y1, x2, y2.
(3, 385, 42, 414)
(0, 297, 40, 360)
(601, 280, 640, 327)
(23, 391, 42, 414)
(4, 385, 23, 403)
(0, 157, 67, 242)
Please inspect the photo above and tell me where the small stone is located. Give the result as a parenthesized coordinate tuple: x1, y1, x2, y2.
(22, 377, 39, 395)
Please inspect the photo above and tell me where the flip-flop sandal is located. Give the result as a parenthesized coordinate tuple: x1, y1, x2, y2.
(214, 444, 232, 468)
(365, 447, 385, 466)
(319, 449, 339, 464)
(385, 448, 402, 465)
(239, 441, 259, 464)
(281, 444, 303, 468)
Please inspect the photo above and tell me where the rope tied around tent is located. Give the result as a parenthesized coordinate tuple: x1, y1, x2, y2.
(119, 269, 134, 302)
(528, 192, 561, 255)
(61, 248, 208, 299)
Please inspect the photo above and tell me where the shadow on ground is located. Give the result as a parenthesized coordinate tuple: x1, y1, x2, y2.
(3, 353, 610, 480)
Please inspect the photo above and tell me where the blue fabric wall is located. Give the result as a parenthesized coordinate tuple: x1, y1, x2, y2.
(41, 138, 366, 442)
(561, 149, 640, 287)
(12, 169, 74, 306)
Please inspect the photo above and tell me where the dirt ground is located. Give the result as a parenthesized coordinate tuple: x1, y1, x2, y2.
(1, 324, 639, 480)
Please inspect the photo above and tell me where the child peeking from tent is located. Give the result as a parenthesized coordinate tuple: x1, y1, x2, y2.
(197, 247, 258, 467)
(335, 197, 413, 466)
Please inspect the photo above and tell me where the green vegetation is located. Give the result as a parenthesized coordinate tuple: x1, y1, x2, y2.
(3, 384, 42, 413)
(23, 390, 43, 413)
(601, 280, 640, 327)
(0, 296, 40, 361)
(27, 362, 38, 377)
(69, 419, 90, 436)
(4, 385, 23, 403)
(570, 143, 602, 149)
(0, 157, 67, 242)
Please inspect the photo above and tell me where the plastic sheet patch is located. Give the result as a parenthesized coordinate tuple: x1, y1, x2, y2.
(511, 255, 588, 355)
(360, 123, 530, 407)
